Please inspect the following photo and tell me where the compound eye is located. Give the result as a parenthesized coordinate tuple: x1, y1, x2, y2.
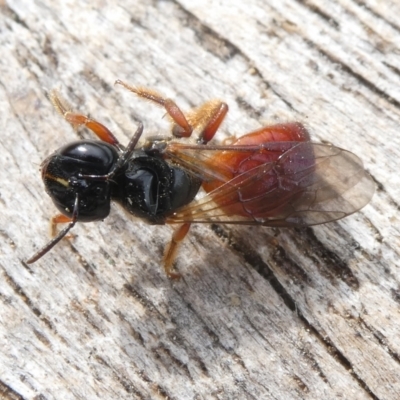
(59, 140, 118, 174)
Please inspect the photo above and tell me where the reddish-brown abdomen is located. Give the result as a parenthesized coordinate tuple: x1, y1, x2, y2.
(202, 122, 314, 218)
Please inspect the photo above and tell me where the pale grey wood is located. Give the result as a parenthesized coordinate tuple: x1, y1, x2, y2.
(0, 0, 399, 399)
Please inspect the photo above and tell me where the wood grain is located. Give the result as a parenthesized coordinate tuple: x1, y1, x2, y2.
(0, 0, 399, 399)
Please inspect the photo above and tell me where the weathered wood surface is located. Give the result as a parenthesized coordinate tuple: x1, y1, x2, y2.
(0, 0, 399, 399)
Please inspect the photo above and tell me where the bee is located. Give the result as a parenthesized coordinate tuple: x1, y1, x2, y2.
(27, 81, 375, 278)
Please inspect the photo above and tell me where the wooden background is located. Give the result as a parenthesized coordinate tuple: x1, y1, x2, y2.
(1, 0, 399, 399)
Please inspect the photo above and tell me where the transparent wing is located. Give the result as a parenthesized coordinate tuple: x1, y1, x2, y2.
(165, 142, 375, 226)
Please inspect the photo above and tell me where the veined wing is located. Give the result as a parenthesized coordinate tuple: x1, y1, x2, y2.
(166, 143, 374, 226)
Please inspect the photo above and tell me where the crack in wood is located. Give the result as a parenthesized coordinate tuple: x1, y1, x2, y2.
(2, 268, 55, 332)
(208, 224, 380, 397)
(0, 379, 26, 400)
(294, 0, 340, 29)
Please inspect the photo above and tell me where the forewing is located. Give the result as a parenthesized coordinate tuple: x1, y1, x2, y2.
(164, 141, 295, 183)
(166, 143, 375, 226)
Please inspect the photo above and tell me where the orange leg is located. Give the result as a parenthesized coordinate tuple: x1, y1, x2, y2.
(163, 223, 192, 279)
(50, 214, 73, 237)
(49, 90, 121, 147)
(115, 80, 228, 142)
(115, 80, 193, 137)
(27, 195, 80, 264)
(27, 214, 76, 264)
(187, 101, 228, 143)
